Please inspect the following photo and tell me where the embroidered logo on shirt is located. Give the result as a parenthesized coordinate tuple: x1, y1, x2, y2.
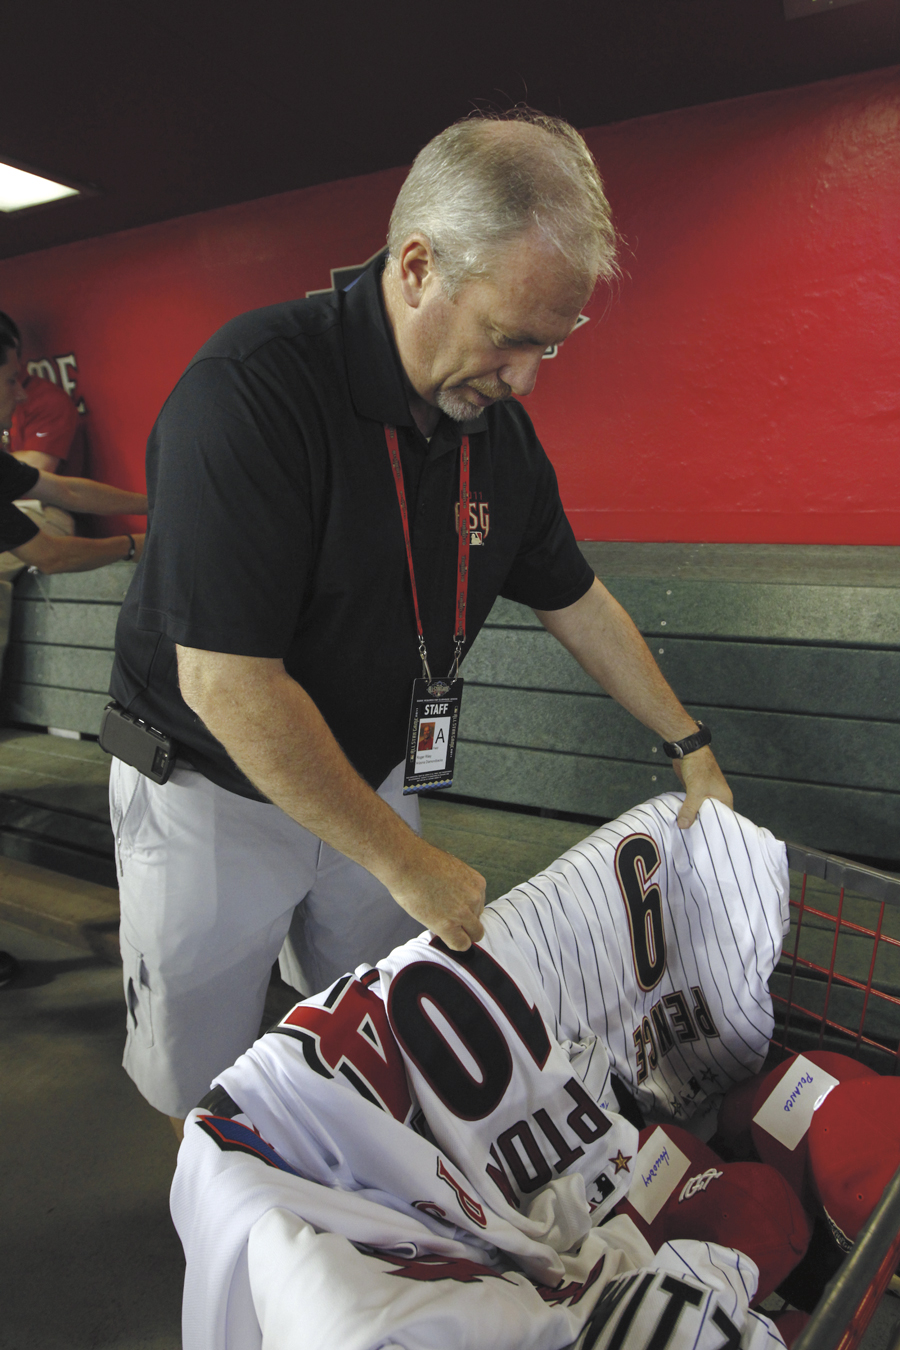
(678, 1168, 723, 1202)
(455, 498, 490, 544)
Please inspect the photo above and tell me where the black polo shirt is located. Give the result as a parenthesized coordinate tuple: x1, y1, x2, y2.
(111, 258, 594, 798)
(0, 452, 40, 552)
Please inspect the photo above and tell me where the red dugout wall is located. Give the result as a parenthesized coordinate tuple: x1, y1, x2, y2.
(0, 66, 896, 544)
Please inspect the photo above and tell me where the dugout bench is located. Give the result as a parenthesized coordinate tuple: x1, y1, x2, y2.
(0, 542, 897, 887)
(450, 541, 900, 868)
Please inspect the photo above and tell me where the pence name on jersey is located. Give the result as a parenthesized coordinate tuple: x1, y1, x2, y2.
(469, 793, 790, 1125)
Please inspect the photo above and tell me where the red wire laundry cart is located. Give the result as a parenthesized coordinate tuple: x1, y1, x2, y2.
(773, 844, 900, 1350)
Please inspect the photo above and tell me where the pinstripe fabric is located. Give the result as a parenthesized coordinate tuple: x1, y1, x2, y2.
(479, 793, 789, 1125)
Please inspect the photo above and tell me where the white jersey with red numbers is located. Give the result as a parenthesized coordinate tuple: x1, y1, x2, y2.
(171, 793, 790, 1350)
(246, 1211, 784, 1350)
(174, 1101, 784, 1350)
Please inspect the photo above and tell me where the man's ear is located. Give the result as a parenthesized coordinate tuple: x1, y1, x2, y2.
(395, 236, 439, 309)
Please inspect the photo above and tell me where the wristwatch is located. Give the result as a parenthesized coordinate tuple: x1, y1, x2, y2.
(662, 721, 712, 759)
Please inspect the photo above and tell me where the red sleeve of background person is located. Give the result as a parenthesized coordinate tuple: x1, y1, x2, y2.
(9, 377, 80, 467)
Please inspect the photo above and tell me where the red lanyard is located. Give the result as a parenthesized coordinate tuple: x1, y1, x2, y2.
(384, 424, 470, 681)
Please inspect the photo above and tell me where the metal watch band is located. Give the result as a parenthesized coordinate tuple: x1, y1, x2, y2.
(662, 720, 712, 759)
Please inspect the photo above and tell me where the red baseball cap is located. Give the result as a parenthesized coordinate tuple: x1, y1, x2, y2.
(808, 1075, 900, 1250)
(617, 1124, 811, 1303)
(718, 1052, 869, 1206)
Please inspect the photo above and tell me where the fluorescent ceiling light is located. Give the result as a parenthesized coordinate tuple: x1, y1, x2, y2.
(784, 0, 872, 16)
(0, 161, 80, 213)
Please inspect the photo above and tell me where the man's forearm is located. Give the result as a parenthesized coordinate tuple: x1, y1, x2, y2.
(176, 647, 486, 948)
(29, 472, 147, 516)
(12, 531, 140, 574)
(535, 577, 732, 826)
(536, 578, 699, 740)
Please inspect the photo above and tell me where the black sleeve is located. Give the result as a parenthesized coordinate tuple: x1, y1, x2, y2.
(0, 454, 41, 552)
(499, 425, 595, 612)
(134, 356, 315, 657)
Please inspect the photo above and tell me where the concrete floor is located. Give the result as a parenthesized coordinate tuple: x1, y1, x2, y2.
(0, 918, 183, 1350)
(0, 797, 592, 1350)
(1, 795, 899, 1349)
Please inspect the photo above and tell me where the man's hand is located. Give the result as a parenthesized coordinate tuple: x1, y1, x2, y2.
(671, 746, 733, 829)
(13, 529, 146, 575)
(177, 646, 487, 950)
(30, 470, 147, 517)
(386, 837, 486, 950)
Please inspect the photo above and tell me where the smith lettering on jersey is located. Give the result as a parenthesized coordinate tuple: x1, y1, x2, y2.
(171, 793, 792, 1350)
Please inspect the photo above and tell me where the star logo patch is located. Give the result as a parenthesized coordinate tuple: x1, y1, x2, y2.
(612, 1150, 632, 1174)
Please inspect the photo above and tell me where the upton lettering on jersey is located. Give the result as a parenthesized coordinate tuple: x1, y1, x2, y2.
(485, 1075, 615, 1210)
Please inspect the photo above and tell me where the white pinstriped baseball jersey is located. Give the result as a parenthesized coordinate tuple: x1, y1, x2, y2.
(471, 792, 790, 1126)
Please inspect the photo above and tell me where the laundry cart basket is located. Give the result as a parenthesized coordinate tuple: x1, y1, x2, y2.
(771, 843, 900, 1350)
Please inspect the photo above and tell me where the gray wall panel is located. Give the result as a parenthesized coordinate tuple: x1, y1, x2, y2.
(463, 627, 596, 694)
(653, 641, 899, 720)
(577, 543, 900, 588)
(2, 543, 897, 860)
(1, 685, 109, 735)
(450, 741, 664, 822)
(463, 629, 900, 720)
(448, 743, 899, 858)
(13, 561, 137, 603)
(10, 601, 119, 649)
(461, 687, 900, 792)
(485, 583, 900, 646)
(3, 644, 115, 694)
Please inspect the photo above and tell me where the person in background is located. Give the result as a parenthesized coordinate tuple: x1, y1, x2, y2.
(0, 311, 85, 578)
(0, 326, 146, 570)
(0, 321, 147, 989)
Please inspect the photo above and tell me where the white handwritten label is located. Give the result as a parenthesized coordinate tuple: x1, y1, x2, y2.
(626, 1127, 691, 1224)
(752, 1055, 840, 1152)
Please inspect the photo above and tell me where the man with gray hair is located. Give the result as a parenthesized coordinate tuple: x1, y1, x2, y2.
(110, 110, 731, 1132)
